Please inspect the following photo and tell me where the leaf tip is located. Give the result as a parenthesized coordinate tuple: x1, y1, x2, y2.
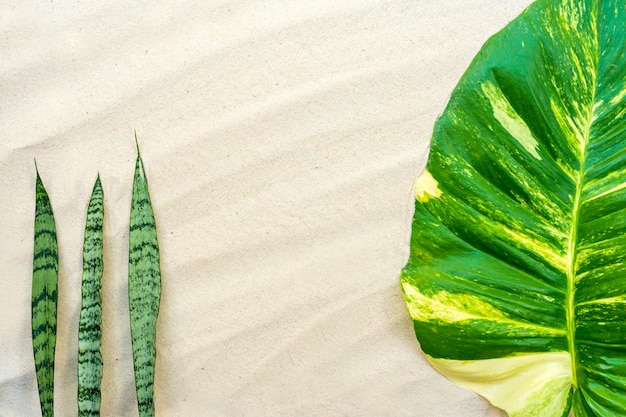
(34, 160, 44, 192)
(134, 130, 141, 157)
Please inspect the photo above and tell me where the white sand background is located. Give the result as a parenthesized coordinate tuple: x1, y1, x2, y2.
(1, 1, 533, 416)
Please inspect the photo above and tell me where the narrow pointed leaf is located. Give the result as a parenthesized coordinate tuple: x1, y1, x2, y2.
(401, 1, 626, 416)
(128, 141, 161, 417)
(78, 176, 104, 416)
(32, 168, 58, 417)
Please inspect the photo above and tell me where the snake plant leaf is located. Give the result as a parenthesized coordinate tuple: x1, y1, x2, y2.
(400, 1, 626, 416)
(128, 138, 161, 417)
(32, 165, 58, 417)
(78, 176, 104, 416)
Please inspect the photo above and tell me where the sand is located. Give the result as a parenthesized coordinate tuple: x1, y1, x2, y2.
(1, 1, 532, 415)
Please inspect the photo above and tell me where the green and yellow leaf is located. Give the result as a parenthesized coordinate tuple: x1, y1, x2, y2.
(32, 166, 58, 417)
(128, 138, 161, 417)
(78, 176, 104, 416)
(401, 1, 626, 415)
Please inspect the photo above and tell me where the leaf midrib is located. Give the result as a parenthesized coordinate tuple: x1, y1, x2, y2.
(566, 20, 600, 389)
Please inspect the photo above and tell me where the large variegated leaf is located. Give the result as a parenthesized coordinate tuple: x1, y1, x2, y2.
(400, 1, 626, 416)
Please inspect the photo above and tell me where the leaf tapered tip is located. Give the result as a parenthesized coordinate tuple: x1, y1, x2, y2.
(134, 130, 141, 156)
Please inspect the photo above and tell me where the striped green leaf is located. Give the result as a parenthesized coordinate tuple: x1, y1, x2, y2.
(401, 1, 626, 416)
(78, 176, 104, 416)
(128, 139, 161, 417)
(32, 166, 58, 417)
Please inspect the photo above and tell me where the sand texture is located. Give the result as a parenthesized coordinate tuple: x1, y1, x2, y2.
(1, 1, 532, 415)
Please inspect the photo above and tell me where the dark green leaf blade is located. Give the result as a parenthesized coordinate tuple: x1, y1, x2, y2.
(128, 142, 161, 417)
(78, 176, 104, 416)
(401, 1, 626, 416)
(32, 168, 58, 417)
